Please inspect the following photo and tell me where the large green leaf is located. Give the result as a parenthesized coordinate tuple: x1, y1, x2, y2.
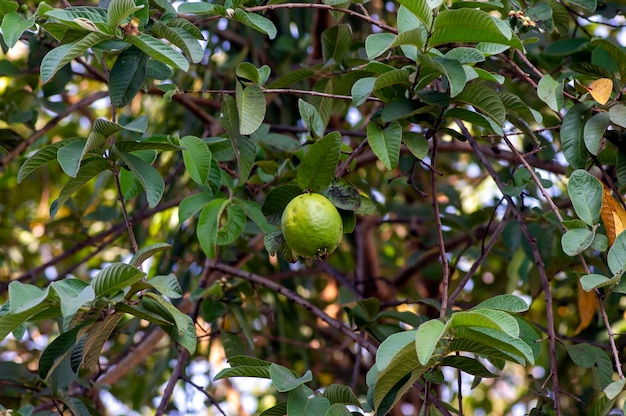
(298, 99, 325, 139)
(453, 81, 505, 125)
(398, 0, 433, 29)
(567, 169, 602, 226)
(608, 231, 626, 276)
(297, 132, 342, 192)
(561, 104, 592, 169)
(269, 364, 313, 393)
(367, 121, 402, 170)
(51, 279, 95, 318)
(83, 312, 123, 373)
(322, 384, 361, 407)
(41, 31, 111, 82)
(90, 262, 145, 298)
(151, 21, 204, 63)
(591, 39, 626, 83)
(57, 139, 87, 178)
(237, 83, 266, 135)
(561, 228, 595, 256)
(17, 138, 82, 183)
(321, 24, 352, 64)
(216, 203, 246, 245)
(107, 0, 144, 29)
(537, 74, 563, 112)
(430, 9, 523, 50)
(453, 326, 535, 364)
(1, 12, 36, 49)
(376, 330, 417, 372)
(420, 55, 466, 97)
(148, 274, 183, 299)
(181, 135, 212, 186)
(415, 318, 447, 365)
(109, 45, 149, 108)
(8, 281, 55, 315)
(197, 198, 227, 259)
(232, 9, 276, 39)
(127, 33, 189, 71)
(441, 355, 497, 378)
(451, 309, 520, 338)
(39, 327, 80, 379)
(115, 151, 164, 208)
(130, 242, 171, 268)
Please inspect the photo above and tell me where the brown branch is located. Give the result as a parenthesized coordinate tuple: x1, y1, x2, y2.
(244, 3, 397, 34)
(211, 262, 378, 355)
(0, 91, 109, 169)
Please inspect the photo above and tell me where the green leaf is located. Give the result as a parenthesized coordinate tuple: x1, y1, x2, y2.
(608, 231, 626, 276)
(403, 132, 429, 160)
(591, 39, 626, 83)
(107, 0, 144, 29)
(115, 151, 164, 208)
(567, 0, 596, 12)
(8, 282, 54, 315)
(91, 262, 145, 298)
(609, 105, 626, 128)
(83, 312, 124, 373)
(57, 140, 87, 178)
(420, 55, 467, 98)
(269, 364, 313, 392)
(441, 355, 497, 378)
(351, 77, 376, 107)
(216, 203, 246, 245)
(177, 2, 226, 15)
(18, 138, 82, 183)
(321, 179, 361, 211)
(376, 330, 416, 372)
(197, 198, 227, 259)
(262, 184, 303, 225)
(181, 135, 212, 186)
(580, 273, 617, 292)
(474, 294, 529, 313)
(1, 12, 35, 49)
(452, 309, 520, 337)
(453, 81, 505, 125)
(109, 45, 149, 108)
(50, 158, 110, 218)
(144, 293, 196, 353)
(127, 33, 189, 71)
(324, 404, 353, 416)
(236, 83, 266, 135)
(41, 31, 111, 82)
(561, 227, 594, 256)
(453, 326, 535, 364)
(238, 199, 274, 233)
(537, 74, 563, 112)
(321, 24, 352, 64)
(322, 384, 361, 407)
(151, 21, 204, 64)
(567, 169, 602, 226)
(179, 192, 213, 223)
(51, 279, 95, 318)
(604, 379, 626, 400)
(231, 9, 276, 39)
(130, 242, 171, 268)
(397, 0, 433, 29)
(114, 302, 174, 326)
(288, 385, 331, 416)
(367, 121, 402, 170)
(297, 131, 342, 192)
(147, 274, 182, 299)
(430, 9, 523, 50)
(365, 33, 395, 60)
(39, 327, 80, 379)
(298, 99, 325, 139)
(415, 318, 447, 365)
(562, 104, 592, 170)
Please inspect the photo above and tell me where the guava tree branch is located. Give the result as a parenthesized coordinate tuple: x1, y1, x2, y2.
(0, 91, 109, 169)
(460, 122, 562, 415)
(211, 262, 379, 355)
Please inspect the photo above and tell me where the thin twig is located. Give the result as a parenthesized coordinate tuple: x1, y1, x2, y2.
(184, 87, 383, 102)
(114, 170, 139, 254)
(211, 262, 378, 355)
(155, 349, 189, 416)
(180, 375, 228, 416)
(431, 135, 450, 318)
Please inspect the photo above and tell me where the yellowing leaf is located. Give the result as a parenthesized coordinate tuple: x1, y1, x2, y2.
(600, 186, 626, 244)
(575, 280, 598, 335)
(585, 78, 613, 105)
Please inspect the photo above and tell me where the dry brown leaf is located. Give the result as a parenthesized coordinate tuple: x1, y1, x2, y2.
(600, 186, 626, 245)
(575, 280, 598, 334)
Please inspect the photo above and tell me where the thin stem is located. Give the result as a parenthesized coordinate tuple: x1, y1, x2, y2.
(457, 352, 464, 416)
(179, 375, 228, 416)
(155, 349, 189, 416)
(597, 293, 624, 379)
(184, 87, 384, 102)
(431, 135, 449, 318)
(113, 170, 139, 254)
(244, 3, 397, 33)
